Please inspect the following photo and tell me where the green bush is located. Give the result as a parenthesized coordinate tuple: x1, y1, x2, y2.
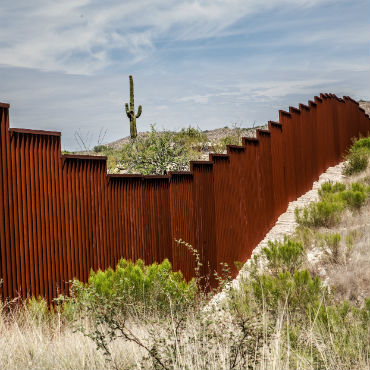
(61, 258, 197, 318)
(318, 181, 346, 197)
(93, 144, 107, 153)
(343, 137, 370, 176)
(176, 126, 208, 146)
(241, 239, 321, 314)
(295, 181, 369, 227)
(343, 149, 369, 176)
(350, 136, 370, 152)
(262, 238, 304, 275)
(118, 125, 204, 175)
(92, 258, 196, 311)
(341, 182, 369, 209)
(295, 199, 344, 227)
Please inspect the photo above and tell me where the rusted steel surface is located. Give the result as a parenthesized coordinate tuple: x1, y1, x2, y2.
(169, 172, 195, 280)
(0, 95, 369, 301)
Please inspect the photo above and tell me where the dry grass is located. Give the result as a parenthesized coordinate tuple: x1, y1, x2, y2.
(0, 301, 139, 369)
(1, 298, 368, 370)
(0, 300, 282, 370)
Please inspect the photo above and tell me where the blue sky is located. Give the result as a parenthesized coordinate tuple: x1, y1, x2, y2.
(0, 0, 369, 150)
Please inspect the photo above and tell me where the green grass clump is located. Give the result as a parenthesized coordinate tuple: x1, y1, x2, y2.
(343, 137, 370, 176)
(295, 181, 369, 227)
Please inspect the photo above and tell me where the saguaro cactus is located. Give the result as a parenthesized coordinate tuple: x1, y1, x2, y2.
(125, 75, 142, 139)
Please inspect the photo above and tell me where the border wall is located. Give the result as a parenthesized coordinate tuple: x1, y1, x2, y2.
(0, 94, 369, 302)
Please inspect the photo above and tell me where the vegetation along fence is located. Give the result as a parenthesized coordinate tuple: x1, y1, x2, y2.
(0, 94, 369, 302)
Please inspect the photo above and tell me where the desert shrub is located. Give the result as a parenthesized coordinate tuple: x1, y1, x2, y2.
(318, 181, 346, 197)
(262, 238, 304, 275)
(343, 137, 370, 176)
(295, 199, 344, 227)
(237, 239, 321, 316)
(340, 182, 369, 209)
(118, 125, 202, 175)
(295, 181, 369, 227)
(61, 258, 197, 319)
(175, 126, 208, 147)
(91, 258, 196, 312)
(93, 144, 107, 153)
(220, 134, 240, 147)
(343, 150, 369, 175)
(350, 136, 370, 152)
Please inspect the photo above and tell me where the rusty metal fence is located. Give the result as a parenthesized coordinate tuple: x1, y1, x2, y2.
(0, 94, 369, 302)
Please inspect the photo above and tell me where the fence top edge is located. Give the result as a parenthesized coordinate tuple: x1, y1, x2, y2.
(308, 100, 317, 107)
(169, 171, 193, 177)
(331, 94, 342, 102)
(268, 120, 282, 128)
(190, 161, 213, 170)
(143, 175, 170, 180)
(342, 96, 359, 104)
(279, 109, 291, 117)
(62, 153, 107, 161)
(257, 129, 271, 136)
(243, 137, 259, 145)
(9, 127, 61, 137)
(108, 174, 143, 180)
(299, 103, 310, 111)
(190, 160, 213, 165)
(289, 106, 301, 114)
(227, 144, 246, 151)
(209, 153, 229, 161)
(0, 102, 10, 108)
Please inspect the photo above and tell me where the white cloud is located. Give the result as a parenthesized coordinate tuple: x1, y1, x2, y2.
(0, 0, 332, 74)
(0, 0, 368, 151)
(176, 77, 339, 105)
